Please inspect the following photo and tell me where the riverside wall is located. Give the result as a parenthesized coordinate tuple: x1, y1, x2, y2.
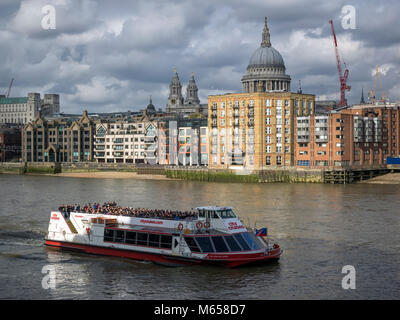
(1, 162, 394, 184)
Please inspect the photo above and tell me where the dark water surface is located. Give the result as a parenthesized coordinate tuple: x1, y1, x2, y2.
(0, 174, 399, 299)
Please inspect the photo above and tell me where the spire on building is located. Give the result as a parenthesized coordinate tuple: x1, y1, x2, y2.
(261, 17, 271, 47)
(297, 80, 302, 94)
(146, 95, 156, 113)
(360, 87, 365, 104)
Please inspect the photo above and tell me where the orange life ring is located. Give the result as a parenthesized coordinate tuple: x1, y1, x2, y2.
(203, 221, 210, 229)
(196, 221, 203, 229)
(177, 223, 184, 231)
(86, 228, 91, 235)
(273, 244, 279, 249)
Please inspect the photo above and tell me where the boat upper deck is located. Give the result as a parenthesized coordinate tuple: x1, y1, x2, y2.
(58, 202, 198, 221)
(58, 203, 239, 222)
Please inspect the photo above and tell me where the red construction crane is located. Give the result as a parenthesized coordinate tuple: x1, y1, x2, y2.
(329, 19, 351, 107)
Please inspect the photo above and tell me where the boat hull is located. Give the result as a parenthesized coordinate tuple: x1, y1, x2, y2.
(45, 239, 281, 268)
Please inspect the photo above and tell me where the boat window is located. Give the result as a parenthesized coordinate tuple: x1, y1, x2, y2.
(115, 230, 125, 243)
(242, 232, 260, 250)
(219, 209, 236, 219)
(198, 209, 205, 218)
(233, 233, 251, 251)
(206, 210, 218, 218)
(211, 236, 229, 252)
(137, 233, 148, 246)
(195, 237, 214, 253)
(126, 231, 137, 244)
(184, 237, 201, 252)
(104, 229, 114, 242)
(160, 235, 172, 249)
(149, 234, 160, 247)
(224, 235, 242, 252)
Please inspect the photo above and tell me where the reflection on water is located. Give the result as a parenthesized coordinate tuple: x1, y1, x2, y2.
(0, 174, 399, 299)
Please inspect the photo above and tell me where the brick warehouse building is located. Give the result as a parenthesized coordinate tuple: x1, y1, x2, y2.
(0, 127, 21, 162)
(21, 111, 95, 162)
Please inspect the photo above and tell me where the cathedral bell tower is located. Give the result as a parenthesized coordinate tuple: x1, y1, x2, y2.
(166, 68, 184, 112)
(185, 72, 200, 105)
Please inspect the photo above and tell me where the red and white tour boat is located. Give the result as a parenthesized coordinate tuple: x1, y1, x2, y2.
(45, 206, 282, 267)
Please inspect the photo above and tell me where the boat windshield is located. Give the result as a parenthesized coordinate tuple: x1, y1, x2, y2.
(218, 209, 236, 219)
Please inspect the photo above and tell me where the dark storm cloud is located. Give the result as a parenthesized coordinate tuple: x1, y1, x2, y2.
(0, 0, 398, 113)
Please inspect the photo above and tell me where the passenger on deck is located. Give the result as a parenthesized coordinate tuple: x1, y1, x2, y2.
(58, 202, 197, 221)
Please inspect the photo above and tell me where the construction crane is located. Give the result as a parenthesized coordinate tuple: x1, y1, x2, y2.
(369, 66, 387, 104)
(6, 78, 14, 98)
(329, 19, 351, 107)
(369, 66, 379, 104)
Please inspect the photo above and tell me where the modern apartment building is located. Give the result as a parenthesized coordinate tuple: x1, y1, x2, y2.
(94, 115, 159, 164)
(158, 117, 208, 166)
(294, 104, 400, 168)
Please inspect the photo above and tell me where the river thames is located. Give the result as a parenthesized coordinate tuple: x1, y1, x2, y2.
(0, 174, 399, 299)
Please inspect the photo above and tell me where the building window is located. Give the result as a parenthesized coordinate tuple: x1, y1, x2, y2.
(297, 160, 310, 166)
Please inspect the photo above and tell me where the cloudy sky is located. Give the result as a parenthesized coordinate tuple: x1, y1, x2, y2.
(0, 0, 399, 113)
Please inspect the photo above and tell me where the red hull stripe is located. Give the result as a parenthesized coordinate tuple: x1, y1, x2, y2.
(45, 240, 281, 267)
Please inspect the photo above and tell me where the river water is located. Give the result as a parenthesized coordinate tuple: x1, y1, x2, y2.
(0, 174, 399, 299)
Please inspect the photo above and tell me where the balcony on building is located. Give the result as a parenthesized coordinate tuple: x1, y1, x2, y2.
(113, 138, 124, 144)
(145, 151, 156, 158)
(144, 136, 156, 143)
(112, 152, 124, 158)
(145, 145, 156, 151)
(297, 135, 310, 143)
(315, 135, 328, 143)
(296, 121, 310, 128)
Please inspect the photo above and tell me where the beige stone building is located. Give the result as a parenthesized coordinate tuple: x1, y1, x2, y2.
(0, 93, 59, 125)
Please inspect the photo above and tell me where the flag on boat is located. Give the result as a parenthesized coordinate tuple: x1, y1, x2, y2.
(256, 228, 267, 237)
